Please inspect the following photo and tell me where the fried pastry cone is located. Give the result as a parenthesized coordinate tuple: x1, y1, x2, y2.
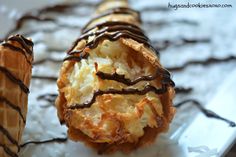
(56, 0, 175, 154)
(0, 34, 33, 157)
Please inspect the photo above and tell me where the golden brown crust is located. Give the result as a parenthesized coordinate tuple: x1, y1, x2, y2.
(56, 39, 175, 153)
(120, 38, 161, 68)
(67, 118, 170, 154)
(56, 0, 175, 154)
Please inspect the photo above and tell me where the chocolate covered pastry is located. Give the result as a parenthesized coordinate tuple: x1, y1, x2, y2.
(56, 0, 175, 154)
(0, 34, 33, 157)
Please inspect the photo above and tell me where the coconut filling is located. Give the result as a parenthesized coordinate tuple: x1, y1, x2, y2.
(66, 40, 164, 143)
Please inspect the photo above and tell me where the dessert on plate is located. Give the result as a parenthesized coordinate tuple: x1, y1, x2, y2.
(56, 0, 175, 154)
(0, 34, 33, 157)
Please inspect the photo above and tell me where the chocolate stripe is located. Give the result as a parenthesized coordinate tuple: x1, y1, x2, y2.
(0, 143, 18, 157)
(37, 93, 58, 103)
(82, 21, 140, 34)
(33, 58, 62, 65)
(32, 75, 57, 81)
(66, 30, 157, 60)
(174, 87, 193, 94)
(20, 137, 68, 148)
(67, 50, 83, 56)
(1, 43, 32, 65)
(96, 70, 173, 86)
(0, 66, 29, 94)
(68, 85, 167, 109)
(4, 15, 54, 38)
(64, 5, 174, 110)
(67, 29, 152, 54)
(68, 23, 148, 54)
(0, 96, 26, 123)
(175, 99, 236, 127)
(1, 2, 97, 40)
(8, 34, 33, 55)
(0, 125, 20, 151)
(0, 2, 174, 41)
(82, 7, 141, 32)
(167, 55, 236, 72)
(67, 19, 159, 57)
(64, 52, 89, 62)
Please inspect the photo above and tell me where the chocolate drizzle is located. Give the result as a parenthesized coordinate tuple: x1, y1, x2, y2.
(37, 86, 192, 109)
(63, 5, 174, 110)
(0, 66, 29, 93)
(20, 137, 68, 148)
(1, 2, 97, 39)
(33, 58, 62, 65)
(32, 75, 57, 81)
(68, 84, 167, 109)
(37, 93, 58, 108)
(37, 4, 77, 14)
(82, 21, 140, 34)
(64, 52, 89, 62)
(65, 21, 158, 59)
(96, 69, 174, 86)
(5, 16, 54, 39)
(174, 87, 193, 94)
(37, 94, 58, 104)
(1, 34, 33, 65)
(75, 22, 148, 50)
(154, 38, 210, 51)
(0, 125, 20, 151)
(0, 96, 26, 123)
(167, 55, 236, 72)
(145, 19, 198, 28)
(175, 99, 236, 127)
(38, 1, 98, 13)
(65, 7, 160, 59)
(0, 35, 32, 156)
(1, 43, 31, 65)
(82, 7, 141, 32)
(1, 1, 235, 155)
(0, 143, 18, 157)
(0, 1, 178, 40)
(7, 35, 33, 54)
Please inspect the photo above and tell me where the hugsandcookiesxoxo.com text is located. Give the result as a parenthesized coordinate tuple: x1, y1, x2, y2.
(168, 2, 232, 10)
